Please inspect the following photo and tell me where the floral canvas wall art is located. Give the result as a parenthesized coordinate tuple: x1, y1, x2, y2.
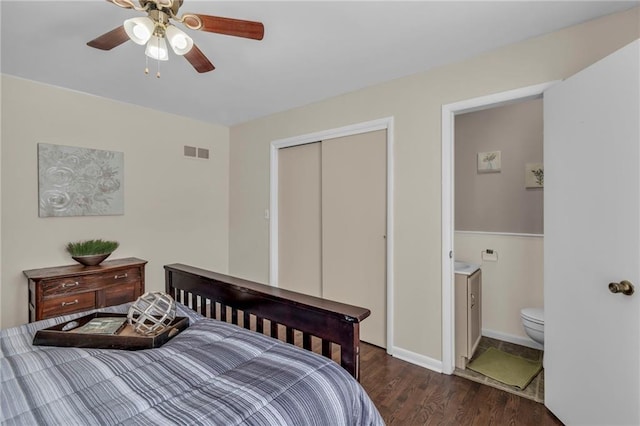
(38, 143, 124, 217)
(477, 151, 501, 173)
(525, 163, 544, 188)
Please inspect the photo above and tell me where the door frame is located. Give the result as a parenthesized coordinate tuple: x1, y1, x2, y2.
(440, 82, 557, 374)
(269, 117, 395, 352)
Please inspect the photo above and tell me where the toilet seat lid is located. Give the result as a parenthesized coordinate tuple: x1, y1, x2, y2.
(521, 308, 544, 324)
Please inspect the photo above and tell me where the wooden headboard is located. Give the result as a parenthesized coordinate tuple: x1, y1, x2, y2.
(164, 264, 371, 380)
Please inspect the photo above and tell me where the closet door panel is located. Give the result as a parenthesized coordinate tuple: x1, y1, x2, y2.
(278, 142, 322, 297)
(321, 130, 387, 347)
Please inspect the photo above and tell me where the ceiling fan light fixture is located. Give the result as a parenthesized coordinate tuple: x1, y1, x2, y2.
(124, 17, 155, 45)
(89, 2, 265, 74)
(165, 25, 193, 55)
(145, 35, 169, 61)
(112, 0, 137, 8)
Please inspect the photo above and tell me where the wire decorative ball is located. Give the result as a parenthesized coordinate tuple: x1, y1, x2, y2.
(127, 292, 176, 335)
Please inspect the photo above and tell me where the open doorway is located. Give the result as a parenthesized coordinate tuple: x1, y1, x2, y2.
(441, 82, 557, 398)
(452, 97, 545, 402)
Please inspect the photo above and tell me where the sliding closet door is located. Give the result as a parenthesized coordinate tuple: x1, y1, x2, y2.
(321, 130, 387, 347)
(278, 142, 322, 296)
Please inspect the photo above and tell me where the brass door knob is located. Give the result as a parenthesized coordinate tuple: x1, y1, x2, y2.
(609, 280, 635, 296)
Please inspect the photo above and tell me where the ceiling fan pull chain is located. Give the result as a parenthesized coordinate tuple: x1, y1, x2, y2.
(145, 55, 149, 75)
(156, 36, 161, 78)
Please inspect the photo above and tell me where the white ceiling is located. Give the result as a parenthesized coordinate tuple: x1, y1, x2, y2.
(1, 1, 637, 126)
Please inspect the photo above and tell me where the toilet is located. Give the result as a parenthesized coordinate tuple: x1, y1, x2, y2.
(520, 308, 544, 346)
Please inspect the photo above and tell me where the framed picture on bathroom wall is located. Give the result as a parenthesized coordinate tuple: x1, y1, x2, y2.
(477, 151, 501, 173)
(525, 163, 544, 188)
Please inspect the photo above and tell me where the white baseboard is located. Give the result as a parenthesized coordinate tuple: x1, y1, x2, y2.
(390, 346, 443, 373)
(482, 328, 543, 350)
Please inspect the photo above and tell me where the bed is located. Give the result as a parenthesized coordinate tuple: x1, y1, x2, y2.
(1, 264, 383, 425)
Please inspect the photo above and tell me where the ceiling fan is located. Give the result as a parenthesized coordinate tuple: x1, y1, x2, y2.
(87, 0, 264, 75)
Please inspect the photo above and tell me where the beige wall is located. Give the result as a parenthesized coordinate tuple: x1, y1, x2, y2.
(455, 232, 544, 343)
(1, 76, 230, 328)
(229, 8, 639, 362)
(455, 98, 543, 234)
(0, 79, 3, 320)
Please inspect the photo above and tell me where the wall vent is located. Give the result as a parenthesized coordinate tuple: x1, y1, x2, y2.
(197, 148, 210, 159)
(184, 146, 210, 160)
(184, 146, 197, 157)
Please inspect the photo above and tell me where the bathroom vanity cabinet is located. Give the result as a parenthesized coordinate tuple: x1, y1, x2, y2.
(455, 268, 482, 369)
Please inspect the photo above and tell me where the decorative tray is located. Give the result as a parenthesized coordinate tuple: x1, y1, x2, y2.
(33, 312, 189, 350)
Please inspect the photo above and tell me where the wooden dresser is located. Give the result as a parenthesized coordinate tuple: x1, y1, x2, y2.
(24, 257, 147, 322)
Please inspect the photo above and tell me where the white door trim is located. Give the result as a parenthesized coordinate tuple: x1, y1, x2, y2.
(440, 82, 557, 374)
(270, 117, 395, 352)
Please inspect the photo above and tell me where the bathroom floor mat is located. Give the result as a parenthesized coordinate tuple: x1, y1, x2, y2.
(467, 347, 542, 390)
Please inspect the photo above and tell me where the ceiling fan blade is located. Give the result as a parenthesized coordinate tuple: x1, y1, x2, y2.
(182, 14, 264, 40)
(87, 26, 130, 50)
(184, 44, 215, 73)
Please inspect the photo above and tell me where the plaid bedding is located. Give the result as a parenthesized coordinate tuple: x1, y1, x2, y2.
(1, 303, 383, 425)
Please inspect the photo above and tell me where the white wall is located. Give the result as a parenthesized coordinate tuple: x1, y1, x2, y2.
(1, 76, 230, 328)
(228, 8, 639, 363)
(455, 232, 543, 346)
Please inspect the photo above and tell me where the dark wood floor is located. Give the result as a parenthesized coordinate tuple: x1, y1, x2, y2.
(358, 343, 564, 426)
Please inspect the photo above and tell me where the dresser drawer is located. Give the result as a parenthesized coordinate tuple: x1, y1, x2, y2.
(104, 282, 137, 306)
(41, 267, 141, 297)
(93, 267, 141, 287)
(41, 276, 91, 297)
(42, 292, 95, 319)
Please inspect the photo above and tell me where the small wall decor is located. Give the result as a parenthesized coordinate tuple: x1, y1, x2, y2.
(525, 163, 544, 188)
(477, 151, 501, 173)
(38, 143, 124, 217)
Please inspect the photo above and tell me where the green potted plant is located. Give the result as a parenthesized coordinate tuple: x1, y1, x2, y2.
(66, 239, 119, 266)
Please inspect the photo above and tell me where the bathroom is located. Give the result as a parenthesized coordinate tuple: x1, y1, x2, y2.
(453, 97, 545, 401)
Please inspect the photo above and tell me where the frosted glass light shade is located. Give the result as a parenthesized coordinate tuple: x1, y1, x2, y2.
(124, 17, 155, 45)
(145, 35, 169, 61)
(166, 25, 193, 55)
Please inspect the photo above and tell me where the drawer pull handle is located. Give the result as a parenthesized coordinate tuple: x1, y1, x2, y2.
(62, 281, 79, 288)
(61, 299, 79, 307)
(114, 273, 128, 280)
